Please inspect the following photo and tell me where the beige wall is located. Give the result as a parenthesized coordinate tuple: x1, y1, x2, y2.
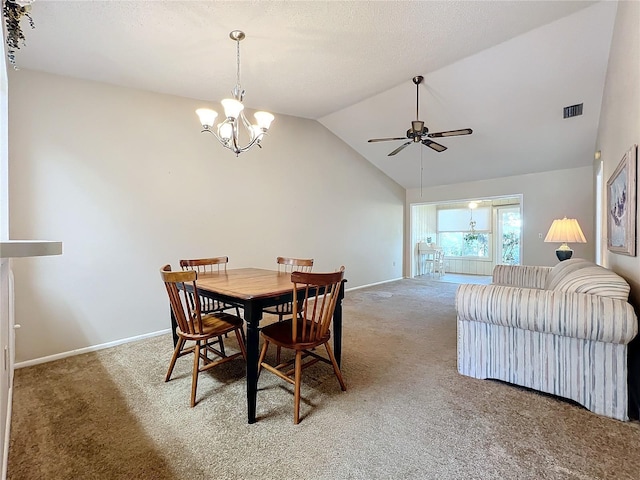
(405, 166, 595, 274)
(0, 33, 10, 477)
(8, 70, 405, 363)
(596, 0, 640, 308)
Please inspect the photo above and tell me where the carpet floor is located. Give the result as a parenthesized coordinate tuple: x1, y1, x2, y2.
(8, 278, 640, 479)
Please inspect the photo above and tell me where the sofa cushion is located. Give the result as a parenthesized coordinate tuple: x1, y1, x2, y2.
(545, 258, 593, 290)
(492, 264, 551, 289)
(552, 265, 631, 301)
(455, 283, 638, 344)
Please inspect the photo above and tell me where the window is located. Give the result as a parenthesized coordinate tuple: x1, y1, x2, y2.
(437, 207, 491, 258)
(439, 232, 490, 257)
(497, 207, 521, 265)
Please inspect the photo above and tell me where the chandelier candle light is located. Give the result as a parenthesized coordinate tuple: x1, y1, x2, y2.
(196, 30, 274, 156)
(544, 217, 587, 261)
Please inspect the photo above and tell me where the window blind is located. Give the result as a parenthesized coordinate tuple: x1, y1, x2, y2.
(437, 207, 491, 232)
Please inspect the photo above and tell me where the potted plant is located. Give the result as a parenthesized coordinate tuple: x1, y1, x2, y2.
(3, 0, 35, 67)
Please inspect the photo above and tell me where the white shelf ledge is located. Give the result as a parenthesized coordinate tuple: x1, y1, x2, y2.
(0, 241, 63, 258)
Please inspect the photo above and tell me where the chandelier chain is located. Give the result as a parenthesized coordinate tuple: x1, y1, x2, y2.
(236, 37, 241, 91)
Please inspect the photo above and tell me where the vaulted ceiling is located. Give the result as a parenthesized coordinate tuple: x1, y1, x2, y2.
(11, 0, 615, 189)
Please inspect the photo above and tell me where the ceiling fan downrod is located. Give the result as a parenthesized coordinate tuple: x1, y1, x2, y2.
(412, 75, 425, 141)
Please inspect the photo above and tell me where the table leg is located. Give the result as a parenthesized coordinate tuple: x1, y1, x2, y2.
(244, 302, 261, 424)
(170, 305, 178, 347)
(333, 280, 345, 367)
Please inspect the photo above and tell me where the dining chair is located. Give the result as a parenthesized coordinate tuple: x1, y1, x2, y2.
(262, 257, 314, 363)
(434, 249, 445, 277)
(180, 257, 244, 354)
(420, 244, 444, 277)
(180, 257, 242, 315)
(262, 257, 314, 322)
(161, 265, 247, 407)
(257, 267, 346, 424)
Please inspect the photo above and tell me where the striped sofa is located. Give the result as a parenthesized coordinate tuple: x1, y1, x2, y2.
(456, 258, 638, 420)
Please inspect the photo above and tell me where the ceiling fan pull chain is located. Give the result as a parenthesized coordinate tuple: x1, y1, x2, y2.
(420, 147, 424, 197)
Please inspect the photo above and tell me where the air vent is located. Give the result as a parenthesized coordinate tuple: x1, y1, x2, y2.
(563, 103, 583, 119)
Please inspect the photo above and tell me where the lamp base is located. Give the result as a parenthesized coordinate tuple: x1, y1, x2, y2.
(556, 249, 574, 261)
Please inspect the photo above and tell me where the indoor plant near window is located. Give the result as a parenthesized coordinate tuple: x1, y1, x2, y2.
(2, 0, 35, 67)
(463, 232, 479, 242)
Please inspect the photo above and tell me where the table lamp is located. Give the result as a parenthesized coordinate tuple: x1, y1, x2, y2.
(544, 217, 586, 261)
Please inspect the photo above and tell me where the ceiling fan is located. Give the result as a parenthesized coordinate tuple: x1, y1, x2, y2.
(368, 75, 473, 156)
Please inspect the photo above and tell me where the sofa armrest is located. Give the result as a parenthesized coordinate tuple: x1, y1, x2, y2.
(492, 265, 552, 289)
(455, 283, 638, 344)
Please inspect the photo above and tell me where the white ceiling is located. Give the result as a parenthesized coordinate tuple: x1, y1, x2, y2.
(11, 0, 615, 189)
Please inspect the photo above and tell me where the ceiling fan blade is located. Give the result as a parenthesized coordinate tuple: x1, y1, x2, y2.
(388, 141, 413, 156)
(422, 139, 447, 152)
(368, 137, 407, 143)
(427, 128, 473, 138)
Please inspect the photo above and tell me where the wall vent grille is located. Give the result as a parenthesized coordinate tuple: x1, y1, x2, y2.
(563, 103, 583, 118)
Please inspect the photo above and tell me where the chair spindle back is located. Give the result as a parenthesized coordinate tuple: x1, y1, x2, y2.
(161, 265, 205, 336)
(291, 267, 345, 343)
(180, 257, 234, 313)
(180, 257, 229, 274)
(277, 257, 314, 274)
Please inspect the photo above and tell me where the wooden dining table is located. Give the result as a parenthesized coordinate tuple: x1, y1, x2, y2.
(169, 267, 346, 424)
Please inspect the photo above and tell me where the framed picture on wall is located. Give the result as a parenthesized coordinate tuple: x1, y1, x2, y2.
(607, 144, 637, 256)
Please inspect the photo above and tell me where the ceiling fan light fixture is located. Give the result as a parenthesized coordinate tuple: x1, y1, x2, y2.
(367, 75, 473, 156)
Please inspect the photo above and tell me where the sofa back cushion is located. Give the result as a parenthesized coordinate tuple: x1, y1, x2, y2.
(548, 261, 631, 300)
(545, 258, 593, 290)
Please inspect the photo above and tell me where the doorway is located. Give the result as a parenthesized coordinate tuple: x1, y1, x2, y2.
(410, 195, 522, 277)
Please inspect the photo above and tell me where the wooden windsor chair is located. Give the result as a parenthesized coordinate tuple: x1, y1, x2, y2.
(262, 257, 314, 363)
(180, 257, 244, 354)
(161, 265, 246, 407)
(258, 267, 346, 424)
(262, 257, 314, 322)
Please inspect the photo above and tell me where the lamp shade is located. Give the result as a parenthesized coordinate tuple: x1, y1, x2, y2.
(544, 217, 587, 243)
(254, 111, 274, 130)
(196, 108, 218, 128)
(221, 98, 244, 119)
(218, 122, 233, 141)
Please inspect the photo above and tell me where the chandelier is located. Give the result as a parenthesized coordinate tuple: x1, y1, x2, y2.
(196, 30, 274, 156)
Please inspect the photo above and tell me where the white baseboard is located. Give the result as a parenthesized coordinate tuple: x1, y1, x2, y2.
(345, 277, 404, 292)
(14, 276, 405, 370)
(14, 329, 171, 369)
